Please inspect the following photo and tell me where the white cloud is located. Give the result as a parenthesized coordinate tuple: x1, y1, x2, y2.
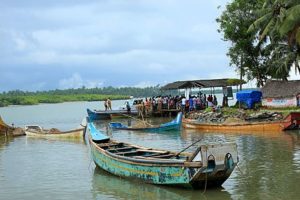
(0, 0, 235, 91)
(134, 81, 156, 88)
(59, 73, 104, 89)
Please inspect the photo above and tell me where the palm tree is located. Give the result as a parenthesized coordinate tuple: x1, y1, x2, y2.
(248, 0, 300, 77)
(278, 0, 300, 46)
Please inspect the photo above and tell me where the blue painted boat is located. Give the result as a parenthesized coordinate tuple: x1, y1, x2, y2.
(86, 120, 239, 189)
(109, 112, 183, 132)
(87, 108, 138, 121)
(87, 120, 110, 142)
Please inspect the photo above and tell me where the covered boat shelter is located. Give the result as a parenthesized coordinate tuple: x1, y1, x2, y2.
(161, 78, 245, 105)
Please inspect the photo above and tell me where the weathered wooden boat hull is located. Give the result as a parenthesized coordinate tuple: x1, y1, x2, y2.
(183, 112, 300, 132)
(87, 121, 238, 188)
(87, 109, 138, 120)
(183, 119, 286, 132)
(0, 116, 14, 135)
(25, 128, 85, 139)
(109, 112, 182, 132)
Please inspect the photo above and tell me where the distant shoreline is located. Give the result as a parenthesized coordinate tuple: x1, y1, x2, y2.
(0, 94, 129, 107)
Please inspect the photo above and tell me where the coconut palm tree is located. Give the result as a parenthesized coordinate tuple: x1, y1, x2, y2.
(248, 0, 300, 77)
(278, 0, 300, 46)
(249, 0, 299, 44)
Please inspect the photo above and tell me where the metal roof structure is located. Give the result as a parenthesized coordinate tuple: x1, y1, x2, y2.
(161, 78, 244, 90)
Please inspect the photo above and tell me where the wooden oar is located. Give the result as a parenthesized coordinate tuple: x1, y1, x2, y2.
(120, 113, 153, 127)
(173, 138, 203, 158)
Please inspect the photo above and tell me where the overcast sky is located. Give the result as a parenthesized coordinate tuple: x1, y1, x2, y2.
(0, 0, 241, 92)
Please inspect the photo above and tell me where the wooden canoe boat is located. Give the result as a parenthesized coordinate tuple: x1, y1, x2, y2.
(0, 116, 14, 135)
(25, 125, 85, 139)
(86, 120, 238, 189)
(109, 112, 182, 132)
(182, 112, 300, 132)
(87, 108, 138, 120)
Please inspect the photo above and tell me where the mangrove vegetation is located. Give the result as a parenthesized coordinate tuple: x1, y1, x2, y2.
(0, 86, 163, 107)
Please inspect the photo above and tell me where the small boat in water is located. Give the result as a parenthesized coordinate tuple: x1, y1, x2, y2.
(25, 125, 85, 139)
(0, 116, 14, 135)
(87, 109, 138, 120)
(109, 112, 183, 132)
(86, 119, 238, 189)
(182, 112, 300, 132)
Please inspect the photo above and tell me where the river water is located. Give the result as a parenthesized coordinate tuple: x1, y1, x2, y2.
(1, 100, 300, 200)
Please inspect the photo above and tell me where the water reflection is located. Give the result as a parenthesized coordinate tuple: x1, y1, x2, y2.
(0, 135, 15, 150)
(223, 131, 300, 199)
(92, 167, 232, 200)
(3, 102, 300, 199)
(288, 132, 300, 173)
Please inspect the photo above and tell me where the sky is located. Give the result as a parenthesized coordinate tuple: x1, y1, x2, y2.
(0, 0, 243, 92)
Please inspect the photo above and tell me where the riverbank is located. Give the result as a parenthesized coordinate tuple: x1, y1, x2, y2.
(186, 107, 300, 123)
(1, 101, 300, 200)
(0, 94, 129, 107)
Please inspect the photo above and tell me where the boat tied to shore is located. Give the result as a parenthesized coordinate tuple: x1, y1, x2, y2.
(87, 108, 138, 120)
(0, 116, 15, 136)
(86, 118, 239, 189)
(109, 112, 183, 132)
(182, 112, 300, 132)
(25, 125, 85, 139)
(0, 115, 26, 136)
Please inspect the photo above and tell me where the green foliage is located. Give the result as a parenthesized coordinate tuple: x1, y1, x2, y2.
(226, 79, 246, 86)
(218, 0, 300, 87)
(248, 0, 300, 74)
(217, 0, 271, 87)
(0, 86, 168, 107)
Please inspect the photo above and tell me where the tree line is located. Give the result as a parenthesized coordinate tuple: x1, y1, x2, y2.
(217, 0, 300, 87)
(0, 85, 250, 107)
(0, 86, 163, 107)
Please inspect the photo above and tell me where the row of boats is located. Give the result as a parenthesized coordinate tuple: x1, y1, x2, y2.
(3, 107, 300, 189)
(1, 108, 240, 189)
(88, 108, 300, 132)
(84, 109, 300, 188)
(86, 115, 238, 189)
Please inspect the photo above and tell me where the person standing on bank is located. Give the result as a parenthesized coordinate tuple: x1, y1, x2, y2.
(107, 98, 112, 110)
(104, 99, 108, 111)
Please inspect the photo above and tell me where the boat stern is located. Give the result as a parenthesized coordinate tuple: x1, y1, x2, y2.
(188, 143, 238, 188)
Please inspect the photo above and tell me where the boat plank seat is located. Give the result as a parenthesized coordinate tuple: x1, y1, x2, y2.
(99, 143, 123, 148)
(150, 154, 175, 158)
(108, 147, 135, 151)
(136, 149, 169, 154)
(132, 156, 163, 160)
(141, 153, 163, 157)
(132, 155, 175, 160)
(115, 150, 139, 156)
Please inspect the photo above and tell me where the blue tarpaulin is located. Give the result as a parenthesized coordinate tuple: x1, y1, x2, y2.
(236, 90, 262, 109)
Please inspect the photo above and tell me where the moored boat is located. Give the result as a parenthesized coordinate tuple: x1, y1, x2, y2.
(86, 119, 238, 189)
(109, 112, 183, 132)
(0, 115, 15, 135)
(87, 108, 138, 121)
(183, 112, 300, 132)
(25, 125, 85, 139)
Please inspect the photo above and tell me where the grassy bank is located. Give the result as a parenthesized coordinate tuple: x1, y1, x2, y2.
(0, 94, 129, 107)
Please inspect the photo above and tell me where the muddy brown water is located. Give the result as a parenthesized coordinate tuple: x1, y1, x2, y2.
(1, 101, 300, 200)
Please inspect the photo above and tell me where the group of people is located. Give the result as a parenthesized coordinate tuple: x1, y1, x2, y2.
(103, 93, 225, 114)
(178, 94, 218, 112)
(134, 93, 220, 114)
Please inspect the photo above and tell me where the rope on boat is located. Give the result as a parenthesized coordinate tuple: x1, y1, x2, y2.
(88, 156, 94, 174)
(202, 150, 208, 194)
(119, 113, 153, 127)
(173, 138, 203, 158)
(236, 164, 244, 176)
